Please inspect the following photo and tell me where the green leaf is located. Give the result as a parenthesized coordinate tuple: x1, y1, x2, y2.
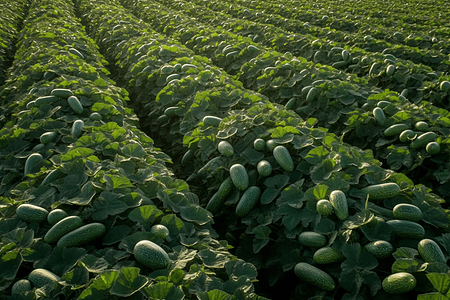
(197, 248, 231, 268)
(0, 248, 22, 280)
(128, 205, 164, 226)
(426, 273, 450, 294)
(92, 192, 129, 220)
(304, 146, 330, 165)
(417, 293, 450, 300)
(142, 282, 184, 299)
(79, 254, 110, 273)
(78, 270, 119, 299)
(342, 210, 374, 230)
(66, 181, 96, 205)
(196, 289, 232, 300)
(341, 243, 378, 271)
(102, 225, 132, 245)
(391, 258, 426, 273)
(103, 174, 135, 191)
(110, 267, 149, 297)
(252, 225, 271, 253)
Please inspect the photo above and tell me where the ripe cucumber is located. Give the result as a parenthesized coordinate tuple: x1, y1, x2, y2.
(203, 115, 222, 127)
(44, 216, 84, 244)
(68, 96, 83, 114)
(313, 246, 345, 264)
(181, 149, 194, 165)
(361, 182, 400, 200)
(57, 223, 106, 247)
(399, 130, 416, 142)
(298, 232, 327, 248)
(235, 186, 261, 217)
(68, 48, 84, 59)
(306, 87, 318, 102)
(316, 199, 333, 216)
(382, 272, 416, 294)
(257, 160, 272, 177)
(89, 112, 102, 121)
(364, 240, 393, 258)
(410, 132, 436, 149)
(16, 204, 49, 223)
(273, 145, 294, 171)
(294, 262, 335, 291)
(40, 131, 57, 144)
(51, 88, 73, 99)
(383, 124, 409, 137)
(150, 224, 170, 239)
(265, 139, 278, 152)
(414, 121, 429, 131)
(392, 203, 422, 222)
(47, 208, 68, 225)
(41, 169, 63, 186)
(329, 190, 348, 220)
(230, 164, 249, 191)
(24, 153, 44, 176)
(206, 177, 233, 213)
(440, 81, 450, 92)
(418, 239, 446, 265)
(35, 95, 58, 106)
(164, 106, 178, 117)
(11, 279, 31, 295)
(218, 141, 234, 157)
(134, 240, 170, 270)
(426, 142, 440, 155)
(28, 268, 60, 288)
(386, 65, 396, 76)
(71, 120, 84, 138)
(285, 97, 297, 110)
(254, 138, 266, 151)
(386, 220, 425, 239)
(372, 107, 386, 125)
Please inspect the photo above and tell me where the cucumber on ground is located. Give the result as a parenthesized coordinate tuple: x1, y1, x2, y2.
(206, 177, 234, 213)
(265, 139, 278, 151)
(89, 112, 102, 121)
(218, 141, 234, 157)
(57, 223, 106, 247)
(329, 190, 348, 220)
(134, 240, 170, 270)
(285, 97, 297, 110)
(51, 88, 73, 99)
(235, 186, 261, 217)
(40, 131, 57, 144)
(44, 216, 84, 244)
(313, 246, 345, 264)
(426, 142, 440, 155)
(294, 262, 335, 291)
(410, 132, 436, 149)
(257, 160, 272, 177)
(11, 279, 31, 295)
(150, 224, 170, 239)
(306, 87, 318, 102)
(361, 182, 400, 200)
(273, 145, 295, 171)
(47, 208, 68, 225)
(163, 106, 178, 117)
(28, 268, 60, 288)
(316, 199, 334, 216)
(382, 272, 416, 294)
(399, 129, 416, 142)
(253, 138, 266, 151)
(386, 220, 425, 239)
(414, 121, 429, 131)
(418, 239, 447, 265)
(364, 240, 393, 258)
(372, 107, 386, 125)
(16, 204, 49, 223)
(383, 124, 409, 137)
(386, 64, 396, 76)
(230, 164, 249, 191)
(68, 96, 83, 114)
(216, 176, 234, 199)
(392, 203, 422, 222)
(71, 120, 84, 138)
(24, 153, 44, 176)
(298, 232, 327, 248)
(35, 95, 58, 106)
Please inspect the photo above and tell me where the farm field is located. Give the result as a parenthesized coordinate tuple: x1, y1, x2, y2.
(1, 0, 450, 299)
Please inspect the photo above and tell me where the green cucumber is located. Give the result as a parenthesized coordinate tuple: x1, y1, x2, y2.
(273, 145, 294, 171)
(399, 129, 416, 142)
(316, 199, 333, 216)
(285, 97, 297, 110)
(377, 100, 392, 108)
(203, 115, 222, 127)
(235, 186, 261, 217)
(332, 61, 348, 68)
(257, 160, 272, 177)
(254, 138, 266, 151)
(364, 240, 393, 258)
(71, 120, 84, 138)
(418, 239, 446, 265)
(265, 139, 278, 151)
(44, 216, 84, 244)
(218, 141, 234, 157)
(386, 220, 425, 239)
(11, 279, 31, 295)
(410, 132, 436, 149)
(47, 208, 68, 225)
(306, 87, 318, 102)
(150, 224, 170, 239)
(24, 153, 44, 176)
(35, 95, 58, 106)
(298, 232, 327, 248)
(230, 164, 249, 191)
(294, 262, 335, 291)
(89, 112, 102, 121)
(181, 149, 194, 165)
(329, 190, 348, 220)
(51, 88, 73, 99)
(392, 203, 422, 222)
(28, 268, 60, 288)
(16, 203, 48, 223)
(341, 49, 349, 61)
(216, 177, 234, 199)
(41, 169, 63, 186)
(372, 107, 386, 125)
(426, 142, 440, 155)
(68, 96, 83, 114)
(386, 65, 396, 76)
(164, 106, 178, 117)
(383, 124, 409, 137)
(361, 182, 400, 200)
(440, 81, 450, 92)
(40, 131, 57, 144)
(57, 223, 106, 247)
(369, 62, 380, 76)
(134, 240, 170, 270)
(382, 272, 416, 294)
(206, 177, 233, 213)
(313, 246, 345, 264)
(414, 121, 428, 131)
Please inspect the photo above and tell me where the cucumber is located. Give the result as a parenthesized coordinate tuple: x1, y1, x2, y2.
(203, 115, 222, 127)
(332, 61, 348, 68)
(392, 203, 422, 222)
(57, 223, 106, 247)
(377, 100, 392, 108)
(341, 49, 349, 61)
(235, 186, 261, 217)
(217, 177, 234, 199)
(51, 88, 73, 99)
(44, 216, 84, 244)
(410, 132, 436, 149)
(418, 239, 446, 265)
(28, 268, 60, 288)
(16, 204, 48, 223)
(47, 208, 68, 225)
(71, 120, 84, 138)
(68, 96, 83, 114)
(134, 240, 170, 270)
(41, 169, 63, 186)
(218, 141, 234, 157)
(11, 279, 31, 295)
(313, 246, 345, 264)
(329, 190, 348, 220)
(386, 220, 425, 239)
(24, 153, 44, 176)
(364, 240, 393, 258)
(89, 112, 102, 121)
(40, 131, 57, 144)
(440, 81, 450, 92)
(294, 262, 335, 291)
(298, 232, 327, 248)
(306, 87, 318, 102)
(206, 177, 233, 213)
(257, 160, 272, 177)
(230, 164, 249, 191)
(361, 182, 400, 200)
(369, 62, 380, 76)
(35, 95, 58, 106)
(372, 107, 386, 125)
(426, 142, 440, 155)
(273, 145, 294, 171)
(414, 121, 429, 131)
(165, 73, 181, 83)
(285, 97, 297, 110)
(150, 224, 170, 239)
(399, 129, 416, 142)
(164, 106, 178, 117)
(383, 124, 409, 137)
(254, 138, 266, 151)
(265, 139, 278, 151)
(316, 199, 333, 216)
(382, 272, 416, 294)
(386, 65, 396, 76)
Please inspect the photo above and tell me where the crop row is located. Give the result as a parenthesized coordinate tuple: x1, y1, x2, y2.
(78, 0, 450, 298)
(0, 0, 264, 299)
(0, 0, 28, 86)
